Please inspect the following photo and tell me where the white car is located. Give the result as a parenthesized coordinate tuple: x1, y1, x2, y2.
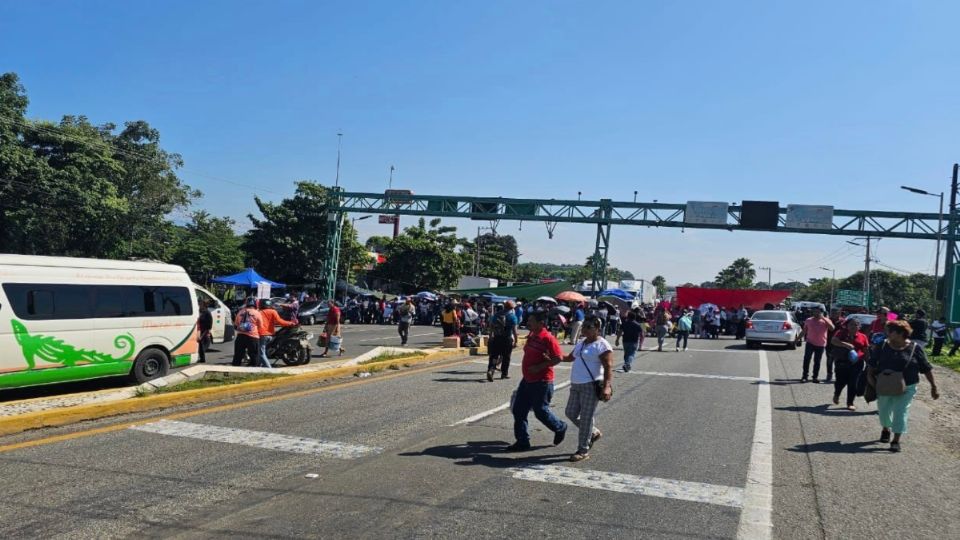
(745, 310, 802, 349)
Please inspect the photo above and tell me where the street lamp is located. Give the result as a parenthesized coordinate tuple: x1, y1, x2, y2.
(819, 267, 836, 309)
(901, 185, 944, 317)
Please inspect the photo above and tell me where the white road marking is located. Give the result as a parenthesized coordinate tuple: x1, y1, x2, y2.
(130, 420, 381, 459)
(450, 380, 572, 426)
(736, 350, 773, 539)
(619, 370, 762, 382)
(510, 464, 744, 508)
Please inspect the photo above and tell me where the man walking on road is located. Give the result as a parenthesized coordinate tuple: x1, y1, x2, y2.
(802, 306, 835, 383)
(616, 311, 643, 372)
(196, 300, 213, 364)
(397, 299, 414, 345)
(567, 303, 585, 344)
(506, 311, 567, 452)
(233, 298, 264, 367)
(487, 303, 518, 381)
(319, 300, 344, 357)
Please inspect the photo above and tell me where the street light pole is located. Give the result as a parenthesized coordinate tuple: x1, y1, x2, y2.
(334, 132, 343, 188)
(901, 185, 945, 317)
(820, 267, 835, 309)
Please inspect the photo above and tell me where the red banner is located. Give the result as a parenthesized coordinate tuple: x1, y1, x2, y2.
(675, 287, 791, 310)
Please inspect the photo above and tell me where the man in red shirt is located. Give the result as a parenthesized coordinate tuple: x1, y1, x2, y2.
(506, 311, 568, 452)
(869, 307, 890, 336)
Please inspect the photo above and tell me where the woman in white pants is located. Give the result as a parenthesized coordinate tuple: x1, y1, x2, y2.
(563, 317, 614, 462)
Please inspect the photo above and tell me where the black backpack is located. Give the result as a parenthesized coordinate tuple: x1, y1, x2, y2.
(491, 313, 511, 338)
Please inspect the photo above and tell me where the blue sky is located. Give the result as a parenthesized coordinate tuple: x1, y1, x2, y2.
(3, 0, 959, 285)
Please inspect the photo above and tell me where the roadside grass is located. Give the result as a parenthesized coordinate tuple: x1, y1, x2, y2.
(357, 351, 425, 365)
(924, 351, 960, 373)
(136, 373, 289, 396)
(354, 352, 426, 376)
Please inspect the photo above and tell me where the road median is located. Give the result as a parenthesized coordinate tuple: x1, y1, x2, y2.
(0, 347, 468, 437)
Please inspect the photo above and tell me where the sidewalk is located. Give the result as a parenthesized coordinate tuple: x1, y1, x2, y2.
(0, 345, 447, 423)
(769, 349, 960, 539)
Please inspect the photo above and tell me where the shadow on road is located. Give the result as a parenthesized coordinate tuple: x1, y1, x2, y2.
(399, 440, 569, 468)
(776, 404, 876, 417)
(432, 377, 484, 383)
(787, 440, 889, 454)
(768, 378, 806, 386)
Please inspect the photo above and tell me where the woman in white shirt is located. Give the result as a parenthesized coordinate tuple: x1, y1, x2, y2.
(563, 317, 614, 462)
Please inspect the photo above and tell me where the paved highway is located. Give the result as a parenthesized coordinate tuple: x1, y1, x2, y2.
(0, 336, 956, 539)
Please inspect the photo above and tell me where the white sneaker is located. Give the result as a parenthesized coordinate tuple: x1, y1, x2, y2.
(675, 346, 679, 352)
(684, 347, 688, 351)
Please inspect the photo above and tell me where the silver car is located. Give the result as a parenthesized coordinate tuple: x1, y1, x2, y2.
(746, 310, 802, 349)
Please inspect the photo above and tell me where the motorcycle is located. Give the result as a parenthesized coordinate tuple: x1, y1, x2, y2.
(267, 325, 314, 366)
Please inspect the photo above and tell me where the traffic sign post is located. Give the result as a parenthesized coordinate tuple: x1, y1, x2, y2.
(835, 289, 866, 307)
(950, 267, 960, 324)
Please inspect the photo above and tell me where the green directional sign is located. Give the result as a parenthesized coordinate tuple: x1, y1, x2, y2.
(836, 289, 867, 307)
(950, 268, 960, 324)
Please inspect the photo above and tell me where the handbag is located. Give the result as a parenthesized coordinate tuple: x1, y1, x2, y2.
(576, 342, 609, 401)
(875, 343, 916, 396)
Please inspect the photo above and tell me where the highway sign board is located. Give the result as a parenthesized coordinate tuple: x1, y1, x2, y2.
(685, 201, 728, 225)
(836, 289, 867, 307)
(786, 205, 834, 230)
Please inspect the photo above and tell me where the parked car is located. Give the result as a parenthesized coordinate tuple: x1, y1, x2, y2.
(296, 301, 329, 326)
(745, 310, 802, 349)
(844, 313, 877, 330)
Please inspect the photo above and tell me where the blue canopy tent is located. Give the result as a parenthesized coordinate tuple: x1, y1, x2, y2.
(212, 268, 286, 289)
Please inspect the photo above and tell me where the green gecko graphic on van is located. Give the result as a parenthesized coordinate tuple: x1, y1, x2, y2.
(10, 320, 135, 369)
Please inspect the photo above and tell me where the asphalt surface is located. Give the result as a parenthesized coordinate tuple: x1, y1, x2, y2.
(0, 334, 957, 539)
(0, 322, 444, 403)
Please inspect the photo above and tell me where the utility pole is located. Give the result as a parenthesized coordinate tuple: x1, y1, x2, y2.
(946, 164, 959, 324)
(389, 165, 400, 238)
(759, 266, 771, 289)
(865, 237, 871, 308)
(475, 226, 481, 276)
(820, 267, 836, 309)
(334, 132, 342, 188)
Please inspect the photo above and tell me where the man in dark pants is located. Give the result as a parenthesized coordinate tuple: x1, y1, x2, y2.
(232, 298, 263, 367)
(801, 307, 834, 383)
(506, 312, 567, 452)
(487, 303, 518, 381)
(196, 300, 213, 363)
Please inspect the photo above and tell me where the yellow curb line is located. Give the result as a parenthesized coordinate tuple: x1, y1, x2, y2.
(0, 349, 467, 438)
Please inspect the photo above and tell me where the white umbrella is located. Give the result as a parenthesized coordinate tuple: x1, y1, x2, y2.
(536, 296, 558, 304)
(698, 303, 718, 315)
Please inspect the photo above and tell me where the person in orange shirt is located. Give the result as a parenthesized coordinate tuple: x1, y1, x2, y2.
(257, 299, 296, 368)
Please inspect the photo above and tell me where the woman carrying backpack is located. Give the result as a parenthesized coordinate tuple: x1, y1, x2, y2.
(866, 319, 939, 452)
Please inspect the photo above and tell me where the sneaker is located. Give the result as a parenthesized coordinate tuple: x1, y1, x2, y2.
(880, 429, 891, 443)
(569, 452, 590, 462)
(553, 426, 567, 446)
(847, 405, 857, 411)
(801, 377, 808, 383)
(812, 378, 820, 384)
(832, 395, 840, 405)
(623, 365, 631, 373)
(675, 346, 680, 352)
(589, 430, 603, 447)
(505, 443, 531, 453)
(683, 347, 688, 351)
(486, 369, 494, 382)
(825, 375, 833, 383)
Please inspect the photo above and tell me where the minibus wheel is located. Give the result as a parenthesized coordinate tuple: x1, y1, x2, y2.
(131, 348, 170, 384)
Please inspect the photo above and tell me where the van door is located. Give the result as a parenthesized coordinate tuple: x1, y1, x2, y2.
(194, 286, 227, 343)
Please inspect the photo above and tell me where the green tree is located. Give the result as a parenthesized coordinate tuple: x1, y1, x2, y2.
(171, 211, 245, 283)
(464, 233, 519, 282)
(243, 181, 366, 285)
(714, 258, 757, 289)
(0, 73, 195, 259)
(370, 218, 469, 293)
(652, 275, 667, 297)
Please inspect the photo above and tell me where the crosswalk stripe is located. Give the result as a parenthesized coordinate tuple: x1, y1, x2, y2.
(510, 464, 744, 508)
(130, 420, 380, 459)
(619, 370, 762, 382)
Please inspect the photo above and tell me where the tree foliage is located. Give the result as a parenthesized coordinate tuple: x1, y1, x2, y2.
(463, 233, 519, 282)
(652, 275, 667, 297)
(170, 211, 245, 283)
(243, 181, 367, 285)
(714, 258, 757, 289)
(0, 73, 195, 259)
(369, 218, 469, 293)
